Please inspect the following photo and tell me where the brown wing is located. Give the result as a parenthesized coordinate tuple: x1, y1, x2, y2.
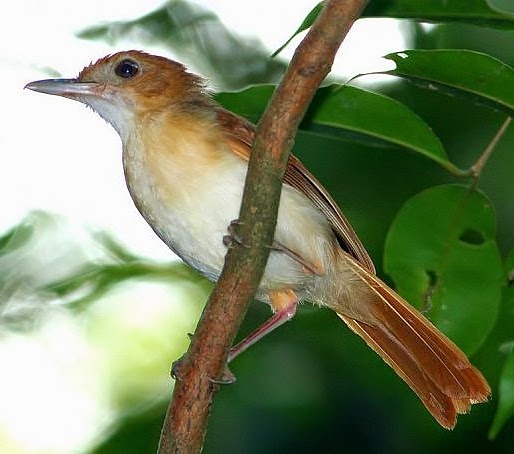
(216, 108, 376, 274)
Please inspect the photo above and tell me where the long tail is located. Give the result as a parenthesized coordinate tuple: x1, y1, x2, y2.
(336, 263, 490, 429)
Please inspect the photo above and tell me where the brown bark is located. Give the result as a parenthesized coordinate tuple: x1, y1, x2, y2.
(158, 1, 369, 452)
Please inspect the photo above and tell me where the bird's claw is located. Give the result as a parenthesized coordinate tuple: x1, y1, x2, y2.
(223, 219, 248, 248)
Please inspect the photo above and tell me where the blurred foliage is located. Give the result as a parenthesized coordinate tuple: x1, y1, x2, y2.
(0, 212, 209, 453)
(5, 0, 514, 453)
(0, 211, 204, 324)
(77, 0, 286, 90)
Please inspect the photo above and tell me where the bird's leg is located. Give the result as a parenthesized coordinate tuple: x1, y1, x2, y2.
(270, 240, 323, 275)
(228, 289, 298, 362)
(223, 222, 314, 362)
(224, 221, 322, 276)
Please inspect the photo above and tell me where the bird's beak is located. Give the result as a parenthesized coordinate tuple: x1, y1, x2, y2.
(25, 78, 102, 99)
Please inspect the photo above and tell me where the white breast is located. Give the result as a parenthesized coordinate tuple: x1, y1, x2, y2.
(122, 128, 334, 298)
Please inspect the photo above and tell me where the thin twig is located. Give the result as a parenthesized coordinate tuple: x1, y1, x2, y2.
(157, 1, 369, 452)
(469, 116, 512, 187)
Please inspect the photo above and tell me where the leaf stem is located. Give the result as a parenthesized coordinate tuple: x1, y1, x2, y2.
(468, 116, 512, 187)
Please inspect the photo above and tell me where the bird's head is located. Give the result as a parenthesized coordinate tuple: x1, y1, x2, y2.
(25, 51, 207, 139)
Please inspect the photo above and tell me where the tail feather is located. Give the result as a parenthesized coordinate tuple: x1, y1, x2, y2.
(337, 265, 490, 429)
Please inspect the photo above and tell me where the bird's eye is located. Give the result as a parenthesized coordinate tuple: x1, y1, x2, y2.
(115, 59, 139, 78)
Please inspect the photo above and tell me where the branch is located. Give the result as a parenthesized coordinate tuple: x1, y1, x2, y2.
(158, 1, 369, 452)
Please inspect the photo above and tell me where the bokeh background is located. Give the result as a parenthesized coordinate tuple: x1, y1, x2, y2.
(2, 1, 514, 452)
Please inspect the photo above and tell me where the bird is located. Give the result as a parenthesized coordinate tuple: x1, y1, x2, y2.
(25, 50, 490, 429)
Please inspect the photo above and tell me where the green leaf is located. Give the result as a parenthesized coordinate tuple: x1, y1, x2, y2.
(364, 0, 514, 28)
(273, 0, 514, 56)
(489, 249, 514, 438)
(384, 185, 502, 354)
(308, 85, 452, 169)
(490, 348, 514, 439)
(384, 50, 514, 114)
(271, 2, 323, 57)
(215, 85, 274, 123)
(77, 1, 218, 44)
(217, 84, 456, 171)
(78, 1, 286, 91)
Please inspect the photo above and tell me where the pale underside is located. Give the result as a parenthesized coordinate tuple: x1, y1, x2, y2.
(121, 109, 370, 316)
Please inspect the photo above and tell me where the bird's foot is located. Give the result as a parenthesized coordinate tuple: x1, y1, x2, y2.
(223, 219, 249, 248)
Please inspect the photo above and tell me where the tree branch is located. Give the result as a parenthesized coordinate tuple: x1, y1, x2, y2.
(158, 1, 369, 452)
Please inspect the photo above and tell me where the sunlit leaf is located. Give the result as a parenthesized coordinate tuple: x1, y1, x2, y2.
(384, 185, 502, 354)
(217, 84, 456, 171)
(384, 50, 514, 114)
